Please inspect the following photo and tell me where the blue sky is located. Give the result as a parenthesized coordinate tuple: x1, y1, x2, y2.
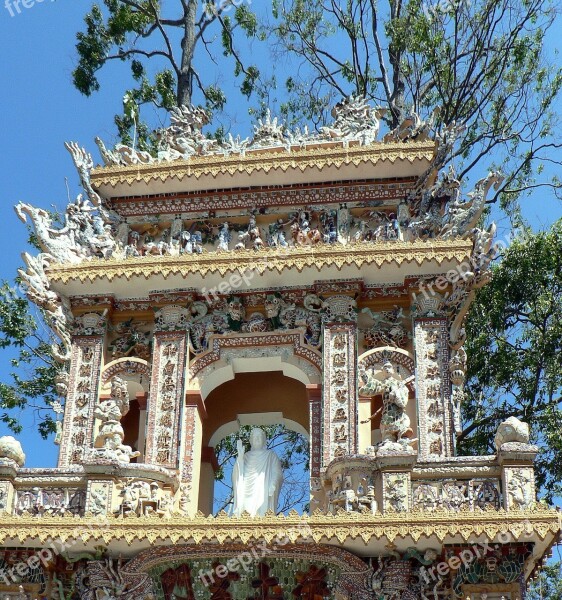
(0, 1, 561, 468)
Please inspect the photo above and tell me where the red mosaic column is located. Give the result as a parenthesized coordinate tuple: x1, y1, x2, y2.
(321, 317, 358, 467)
(58, 314, 107, 467)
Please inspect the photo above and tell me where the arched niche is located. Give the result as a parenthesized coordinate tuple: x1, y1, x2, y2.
(357, 346, 416, 450)
(209, 414, 308, 448)
(189, 332, 322, 401)
(100, 358, 151, 461)
(117, 543, 371, 600)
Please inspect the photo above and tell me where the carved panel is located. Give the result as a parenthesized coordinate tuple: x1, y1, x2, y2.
(145, 332, 188, 468)
(411, 478, 502, 512)
(322, 324, 358, 465)
(413, 319, 454, 458)
(86, 480, 112, 516)
(382, 472, 410, 512)
(58, 337, 104, 467)
(503, 467, 535, 511)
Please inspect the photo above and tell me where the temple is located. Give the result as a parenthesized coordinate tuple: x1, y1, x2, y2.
(0, 96, 559, 599)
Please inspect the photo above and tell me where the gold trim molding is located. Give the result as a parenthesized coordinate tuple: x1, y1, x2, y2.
(90, 141, 436, 187)
(0, 506, 558, 546)
(46, 239, 473, 284)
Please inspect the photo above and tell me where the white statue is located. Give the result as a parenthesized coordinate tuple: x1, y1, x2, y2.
(0, 436, 25, 467)
(92, 377, 140, 463)
(232, 428, 283, 517)
(494, 416, 530, 450)
(359, 361, 415, 454)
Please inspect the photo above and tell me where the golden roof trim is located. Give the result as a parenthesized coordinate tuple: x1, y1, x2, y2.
(90, 141, 436, 188)
(0, 506, 558, 546)
(46, 239, 473, 284)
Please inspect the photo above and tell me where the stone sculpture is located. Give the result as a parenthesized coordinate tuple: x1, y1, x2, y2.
(359, 362, 415, 454)
(0, 436, 25, 467)
(232, 428, 283, 517)
(92, 377, 140, 463)
(494, 416, 530, 450)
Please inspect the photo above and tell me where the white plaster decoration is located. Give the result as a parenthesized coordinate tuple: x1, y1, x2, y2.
(411, 478, 502, 512)
(322, 324, 358, 465)
(414, 319, 454, 458)
(440, 172, 503, 240)
(155, 305, 191, 332)
(14, 487, 86, 516)
(145, 333, 188, 468)
(73, 312, 107, 336)
(495, 417, 530, 450)
(322, 295, 358, 323)
(0, 481, 11, 513)
(361, 306, 410, 349)
(114, 479, 171, 517)
(504, 467, 535, 511)
(449, 347, 467, 437)
(17, 252, 73, 362)
(58, 338, 104, 467)
(382, 472, 410, 512)
(0, 437, 25, 467)
(358, 362, 415, 455)
(86, 480, 112, 516)
(90, 376, 139, 463)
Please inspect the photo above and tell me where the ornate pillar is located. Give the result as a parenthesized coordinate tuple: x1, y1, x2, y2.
(145, 306, 190, 468)
(412, 296, 455, 458)
(321, 297, 358, 467)
(58, 313, 107, 467)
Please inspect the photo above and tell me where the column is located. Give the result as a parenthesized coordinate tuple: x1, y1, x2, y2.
(413, 317, 455, 458)
(321, 296, 358, 467)
(58, 313, 106, 467)
(145, 306, 190, 468)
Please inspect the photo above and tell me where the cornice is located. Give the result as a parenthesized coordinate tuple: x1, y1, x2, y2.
(90, 141, 436, 188)
(0, 506, 558, 546)
(46, 239, 473, 285)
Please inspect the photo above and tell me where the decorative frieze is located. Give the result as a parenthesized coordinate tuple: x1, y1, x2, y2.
(411, 478, 502, 512)
(73, 312, 107, 336)
(14, 487, 86, 516)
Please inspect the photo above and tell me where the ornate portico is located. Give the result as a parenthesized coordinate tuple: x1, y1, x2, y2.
(1, 97, 559, 599)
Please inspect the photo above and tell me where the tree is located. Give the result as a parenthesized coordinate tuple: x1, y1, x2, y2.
(0, 283, 62, 438)
(460, 219, 562, 501)
(73, 0, 260, 147)
(265, 0, 562, 208)
(528, 561, 562, 600)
